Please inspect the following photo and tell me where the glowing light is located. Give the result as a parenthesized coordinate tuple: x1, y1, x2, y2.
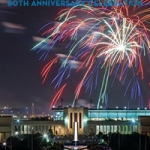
(132, 119, 135, 123)
(74, 122, 78, 142)
(3, 142, 6, 147)
(84, 117, 88, 123)
(116, 44, 126, 51)
(43, 134, 47, 138)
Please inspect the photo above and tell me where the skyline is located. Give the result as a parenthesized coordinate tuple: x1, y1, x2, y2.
(0, 2, 150, 109)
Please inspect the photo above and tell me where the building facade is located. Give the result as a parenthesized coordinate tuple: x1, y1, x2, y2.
(0, 107, 150, 141)
(0, 116, 13, 142)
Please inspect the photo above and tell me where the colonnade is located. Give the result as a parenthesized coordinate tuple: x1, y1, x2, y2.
(14, 124, 64, 135)
(95, 125, 137, 134)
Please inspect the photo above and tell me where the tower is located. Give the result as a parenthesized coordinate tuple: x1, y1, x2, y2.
(32, 103, 34, 117)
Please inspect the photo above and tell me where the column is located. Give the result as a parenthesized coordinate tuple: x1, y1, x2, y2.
(104, 125, 106, 134)
(107, 125, 110, 134)
(20, 125, 22, 134)
(117, 125, 120, 133)
(100, 125, 103, 133)
(114, 125, 117, 132)
(111, 125, 113, 133)
(27, 125, 29, 134)
(96, 125, 99, 135)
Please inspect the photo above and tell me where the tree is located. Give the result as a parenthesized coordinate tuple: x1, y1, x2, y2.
(48, 127, 54, 139)
(97, 131, 103, 143)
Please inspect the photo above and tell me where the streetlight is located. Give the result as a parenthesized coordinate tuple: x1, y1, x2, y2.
(43, 134, 48, 138)
(17, 119, 20, 123)
(43, 134, 50, 142)
(131, 119, 137, 133)
(3, 142, 6, 150)
(43, 134, 50, 148)
(15, 131, 19, 135)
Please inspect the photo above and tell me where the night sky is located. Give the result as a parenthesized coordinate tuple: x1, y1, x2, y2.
(0, 3, 149, 109)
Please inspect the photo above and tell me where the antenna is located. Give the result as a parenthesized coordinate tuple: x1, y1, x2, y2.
(32, 103, 34, 117)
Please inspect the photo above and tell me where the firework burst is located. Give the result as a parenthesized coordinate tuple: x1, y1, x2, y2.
(33, 3, 150, 109)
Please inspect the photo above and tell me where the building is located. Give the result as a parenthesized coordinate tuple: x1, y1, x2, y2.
(0, 107, 150, 142)
(138, 116, 150, 135)
(0, 116, 13, 142)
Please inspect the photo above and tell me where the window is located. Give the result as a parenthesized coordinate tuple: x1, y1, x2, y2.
(70, 113, 72, 128)
(79, 113, 82, 128)
(74, 113, 78, 122)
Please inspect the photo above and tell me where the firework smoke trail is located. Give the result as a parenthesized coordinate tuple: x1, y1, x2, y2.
(33, 4, 150, 108)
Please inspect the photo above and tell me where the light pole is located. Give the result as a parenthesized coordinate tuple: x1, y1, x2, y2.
(10, 136, 12, 150)
(3, 142, 6, 150)
(31, 131, 34, 150)
(132, 119, 136, 132)
(15, 131, 19, 136)
(43, 134, 48, 138)
(43, 134, 49, 148)
(14, 131, 20, 150)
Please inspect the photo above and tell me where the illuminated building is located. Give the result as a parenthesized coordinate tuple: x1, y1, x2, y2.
(0, 107, 150, 141)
